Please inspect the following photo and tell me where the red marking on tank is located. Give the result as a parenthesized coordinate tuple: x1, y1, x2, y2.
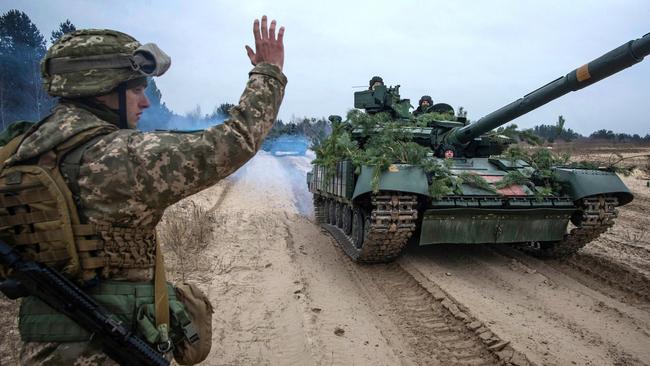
(481, 175, 527, 196)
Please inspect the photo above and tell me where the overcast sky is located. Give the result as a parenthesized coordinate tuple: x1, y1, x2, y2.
(4, 0, 650, 135)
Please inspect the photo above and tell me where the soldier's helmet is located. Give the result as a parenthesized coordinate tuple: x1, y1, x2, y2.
(369, 76, 384, 89)
(419, 95, 433, 107)
(41, 29, 171, 98)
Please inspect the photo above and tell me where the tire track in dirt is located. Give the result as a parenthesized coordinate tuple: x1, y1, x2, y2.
(595, 235, 650, 260)
(346, 261, 507, 365)
(404, 243, 650, 365)
(287, 214, 415, 366)
(557, 249, 650, 303)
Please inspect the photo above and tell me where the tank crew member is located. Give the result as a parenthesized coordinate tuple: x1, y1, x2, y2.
(369, 76, 384, 90)
(413, 95, 433, 116)
(436, 144, 457, 159)
(11, 15, 287, 365)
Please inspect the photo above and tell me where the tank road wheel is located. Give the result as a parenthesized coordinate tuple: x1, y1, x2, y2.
(342, 205, 353, 235)
(328, 199, 337, 225)
(323, 199, 330, 224)
(362, 214, 372, 246)
(351, 194, 419, 263)
(351, 206, 365, 249)
(313, 195, 326, 224)
(319, 193, 419, 263)
(335, 202, 345, 229)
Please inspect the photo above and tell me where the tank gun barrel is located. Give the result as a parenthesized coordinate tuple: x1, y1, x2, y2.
(448, 33, 650, 144)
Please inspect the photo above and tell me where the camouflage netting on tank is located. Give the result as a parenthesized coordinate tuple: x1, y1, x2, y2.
(488, 124, 543, 145)
(313, 111, 484, 196)
(413, 112, 456, 127)
(498, 146, 639, 197)
(313, 110, 638, 198)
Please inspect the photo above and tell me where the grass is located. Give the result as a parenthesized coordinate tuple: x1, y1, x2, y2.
(0, 295, 20, 365)
(157, 200, 216, 283)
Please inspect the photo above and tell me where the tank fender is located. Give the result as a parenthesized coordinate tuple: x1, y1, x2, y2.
(553, 167, 633, 206)
(352, 165, 429, 200)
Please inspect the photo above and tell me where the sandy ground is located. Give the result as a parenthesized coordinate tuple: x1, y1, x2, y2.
(1, 150, 650, 365)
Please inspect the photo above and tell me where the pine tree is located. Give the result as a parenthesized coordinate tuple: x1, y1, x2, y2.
(138, 79, 173, 131)
(0, 10, 49, 127)
(50, 19, 76, 44)
(215, 103, 235, 119)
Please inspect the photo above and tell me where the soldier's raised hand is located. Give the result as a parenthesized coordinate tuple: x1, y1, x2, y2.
(245, 15, 285, 71)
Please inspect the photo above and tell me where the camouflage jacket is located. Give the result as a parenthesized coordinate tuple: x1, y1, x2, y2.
(11, 62, 286, 279)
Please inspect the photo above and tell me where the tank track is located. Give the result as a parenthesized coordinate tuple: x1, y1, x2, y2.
(523, 196, 618, 258)
(315, 193, 418, 263)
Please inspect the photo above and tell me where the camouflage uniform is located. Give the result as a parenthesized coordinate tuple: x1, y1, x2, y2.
(413, 95, 433, 116)
(17, 30, 287, 365)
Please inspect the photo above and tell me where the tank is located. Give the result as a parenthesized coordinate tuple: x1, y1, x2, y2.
(307, 33, 650, 263)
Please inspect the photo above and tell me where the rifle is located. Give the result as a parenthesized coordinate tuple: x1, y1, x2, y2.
(0, 240, 169, 366)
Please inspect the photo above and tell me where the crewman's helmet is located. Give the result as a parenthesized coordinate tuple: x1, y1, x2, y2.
(41, 29, 171, 98)
(369, 76, 384, 89)
(419, 95, 433, 107)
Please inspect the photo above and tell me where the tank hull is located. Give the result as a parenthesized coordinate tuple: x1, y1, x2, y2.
(307, 158, 631, 262)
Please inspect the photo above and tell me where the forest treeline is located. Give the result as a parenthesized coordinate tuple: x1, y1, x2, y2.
(1, 9, 648, 144)
(0, 9, 234, 131)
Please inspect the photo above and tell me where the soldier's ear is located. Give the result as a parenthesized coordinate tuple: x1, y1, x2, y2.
(94, 91, 120, 109)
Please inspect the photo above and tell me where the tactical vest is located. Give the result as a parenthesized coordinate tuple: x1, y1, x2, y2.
(0, 121, 111, 282)
(0, 119, 200, 354)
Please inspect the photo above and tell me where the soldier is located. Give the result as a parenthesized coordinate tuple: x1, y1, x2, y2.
(369, 76, 384, 90)
(413, 95, 433, 116)
(436, 144, 457, 159)
(11, 15, 287, 365)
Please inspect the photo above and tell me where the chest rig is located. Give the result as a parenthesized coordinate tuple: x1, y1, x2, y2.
(0, 119, 178, 351)
(0, 123, 112, 282)
(0, 121, 159, 282)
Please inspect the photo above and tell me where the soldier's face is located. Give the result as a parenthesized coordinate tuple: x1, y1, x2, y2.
(95, 86, 150, 128)
(125, 86, 151, 129)
(371, 82, 383, 90)
(421, 100, 430, 108)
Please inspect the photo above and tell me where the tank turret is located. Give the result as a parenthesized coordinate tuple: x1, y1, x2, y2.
(446, 33, 650, 145)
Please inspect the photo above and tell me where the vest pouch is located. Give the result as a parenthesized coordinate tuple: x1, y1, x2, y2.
(173, 282, 214, 365)
(19, 286, 137, 342)
(134, 283, 206, 363)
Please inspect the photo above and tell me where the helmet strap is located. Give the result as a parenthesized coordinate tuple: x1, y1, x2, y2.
(117, 82, 128, 129)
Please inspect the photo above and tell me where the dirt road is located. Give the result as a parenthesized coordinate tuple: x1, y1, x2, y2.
(163, 152, 650, 365)
(1, 151, 649, 365)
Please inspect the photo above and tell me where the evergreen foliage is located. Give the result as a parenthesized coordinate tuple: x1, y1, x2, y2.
(532, 115, 582, 142)
(422, 159, 457, 198)
(458, 172, 498, 194)
(138, 79, 174, 130)
(267, 116, 332, 148)
(314, 111, 445, 192)
(589, 129, 650, 143)
(495, 170, 530, 189)
(50, 19, 76, 44)
(0, 9, 52, 127)
(210, 103, 235, 120)
(492, 124, 542, 145)
(500, 147, 569, 195)
(414, 112, 456, 127)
